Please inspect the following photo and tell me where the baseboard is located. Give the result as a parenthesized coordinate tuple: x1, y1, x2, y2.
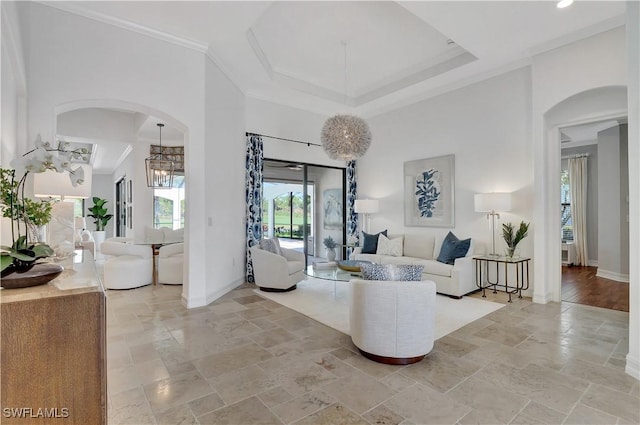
(205, 277, 246, 305)
(588, 260, 598, 267)
(532, 290, 554, 304)
(183, 277, 245, 308)
(625, 353, 640, 380)
(596, 269, 629, 283)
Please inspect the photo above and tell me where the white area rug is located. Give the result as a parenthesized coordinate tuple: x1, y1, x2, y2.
(255, 279, 504, 339)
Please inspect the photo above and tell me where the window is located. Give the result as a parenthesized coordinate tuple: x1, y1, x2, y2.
(561, 169, 573, 241)
(153, 175, 185, 229)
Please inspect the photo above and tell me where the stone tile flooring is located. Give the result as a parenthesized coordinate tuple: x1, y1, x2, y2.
(106, 283, 639, 425)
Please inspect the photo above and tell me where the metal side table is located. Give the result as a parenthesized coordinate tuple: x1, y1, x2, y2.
(473, 255, 531, 302)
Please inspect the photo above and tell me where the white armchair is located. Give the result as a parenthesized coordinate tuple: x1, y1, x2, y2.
(158, 242, 183, 285)
(350, 279, 436, 365)
(100, 240, 153, 289)
(249, 245, 305, 292)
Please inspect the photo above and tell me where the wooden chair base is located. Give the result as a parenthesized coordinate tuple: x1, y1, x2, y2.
(358, 348, 425, 365)
(259, 284, 297, 293)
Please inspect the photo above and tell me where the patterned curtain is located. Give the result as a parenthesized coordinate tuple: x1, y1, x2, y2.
(346, 160, 358, 245)
(245, 133, 264, 283)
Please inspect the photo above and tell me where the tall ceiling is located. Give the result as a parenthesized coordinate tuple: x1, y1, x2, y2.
(48, 0, 626, 117)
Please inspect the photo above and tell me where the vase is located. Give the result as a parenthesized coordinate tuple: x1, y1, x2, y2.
(0, 263, 64, 289)
(326, 248, 336, 262)
(506, 247, 516, 258)
(92, 230, 106, 260)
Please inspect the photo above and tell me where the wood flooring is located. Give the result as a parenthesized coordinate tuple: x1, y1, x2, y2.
(561, 265, 629, 312)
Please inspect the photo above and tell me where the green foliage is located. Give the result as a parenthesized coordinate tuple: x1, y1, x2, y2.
(1, 236, 54, 273)
(323, 235, 337, 249)
(0, 168, 55, 226)
(87, 197, 113, 231)
(502, 221, 530, 249)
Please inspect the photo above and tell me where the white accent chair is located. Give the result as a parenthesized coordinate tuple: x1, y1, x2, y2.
(158, 242, 184, 285)
(249, 245, 305, 292)
(350, 279, 436, 364)
(100, 240, 153, 289)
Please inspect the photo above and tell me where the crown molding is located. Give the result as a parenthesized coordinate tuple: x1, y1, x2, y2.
(204, 49, 247, 95)
(39, 1, 209, 53)
(528, 14, 625, 57)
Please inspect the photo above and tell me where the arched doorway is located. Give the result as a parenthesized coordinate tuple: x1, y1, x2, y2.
(537, 86, 627, 303)
(53, 100, 190, 300)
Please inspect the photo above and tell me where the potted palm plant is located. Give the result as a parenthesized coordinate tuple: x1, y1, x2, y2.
(502, 221, 530, 258)
(87, 197, 113, 256)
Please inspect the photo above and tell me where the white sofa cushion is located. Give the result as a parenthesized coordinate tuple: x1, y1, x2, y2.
(420, 260, 453, 277)
(403, 234, 436, 260)
(376, 235, 403, 256)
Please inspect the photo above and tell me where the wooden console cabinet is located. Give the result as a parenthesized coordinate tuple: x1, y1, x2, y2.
(0, 250, 106, 424)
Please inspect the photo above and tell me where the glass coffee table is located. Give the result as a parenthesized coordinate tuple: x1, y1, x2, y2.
(305, 261, 370, 298)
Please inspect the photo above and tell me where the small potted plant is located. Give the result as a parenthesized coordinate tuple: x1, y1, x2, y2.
(502, 221, 530, 258)
(87, 197, 113, 256)
(323, 235, 337, 261)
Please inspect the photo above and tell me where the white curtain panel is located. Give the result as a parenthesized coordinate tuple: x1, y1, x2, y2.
(568, 157, 588, 266)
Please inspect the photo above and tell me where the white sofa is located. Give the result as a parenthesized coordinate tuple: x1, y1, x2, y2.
(350, 279, 436, 364)
(350, 233, 481, 298)
(249, 245, 305, 292)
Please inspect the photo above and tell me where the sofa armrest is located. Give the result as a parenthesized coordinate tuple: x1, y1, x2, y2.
(281, 247, 305, 263)
(450, 256, 476, 296)
(349, 246, 363, 260)
(159, 242, 184, 258)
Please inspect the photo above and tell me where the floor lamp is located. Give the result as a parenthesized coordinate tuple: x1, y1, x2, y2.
(474, 192, 511, 256)
(354, 199, 379, 234)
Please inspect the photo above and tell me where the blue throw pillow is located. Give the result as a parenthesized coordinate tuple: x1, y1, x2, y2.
(360, 263, 424, 281)
(437, 232, 471, 265)
(361, 230, 388, 254)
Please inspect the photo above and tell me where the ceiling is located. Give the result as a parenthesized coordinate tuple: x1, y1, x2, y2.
(49, 1, 626, 117)
(560, 120, 621, 147)
(57, 108, 184, 174)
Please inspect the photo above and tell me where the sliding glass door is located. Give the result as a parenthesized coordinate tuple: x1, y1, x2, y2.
(262, 160, 346, 266)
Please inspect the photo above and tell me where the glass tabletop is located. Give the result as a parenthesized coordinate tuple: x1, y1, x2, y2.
(473, 254, 531, 263)
(304, 265, 360, 282)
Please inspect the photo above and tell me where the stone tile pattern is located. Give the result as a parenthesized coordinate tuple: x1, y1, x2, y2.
(106, 283, 639, 425)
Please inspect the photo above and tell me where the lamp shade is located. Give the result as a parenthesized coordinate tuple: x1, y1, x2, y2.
(474, 193, 512, 213)
(354, 199, 379, 214)
(33, 165, 92, 199)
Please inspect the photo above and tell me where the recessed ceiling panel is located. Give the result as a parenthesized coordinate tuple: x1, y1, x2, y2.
(250, 1, 474, 103)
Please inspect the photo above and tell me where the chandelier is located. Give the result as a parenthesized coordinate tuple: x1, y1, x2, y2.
(321, 43, 372, 161)
(145, 123, 174, 188)
(321, 115, 371, 160)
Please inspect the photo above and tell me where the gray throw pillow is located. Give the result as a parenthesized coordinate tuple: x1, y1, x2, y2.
(259, 238, 282, 256)
(360, 263, 424, 281)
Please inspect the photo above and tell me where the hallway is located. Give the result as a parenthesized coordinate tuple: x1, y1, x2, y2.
(562, 266, 629, 312)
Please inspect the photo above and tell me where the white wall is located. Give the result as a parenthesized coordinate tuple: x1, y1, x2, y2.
(597, 125, 629, 281)
(22, 2, 209, 307)
(532, 27, 628, 304)
(362, 67, 533, 266)
(1, 0, 27, 167)
(203, 57, 247, 305)
(246, 98, 343, 168)
(625, 0, 639, 380)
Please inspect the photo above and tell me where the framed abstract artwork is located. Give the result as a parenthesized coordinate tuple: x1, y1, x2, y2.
(323, 188, 343, 230)
(404, 154, 455, 227)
